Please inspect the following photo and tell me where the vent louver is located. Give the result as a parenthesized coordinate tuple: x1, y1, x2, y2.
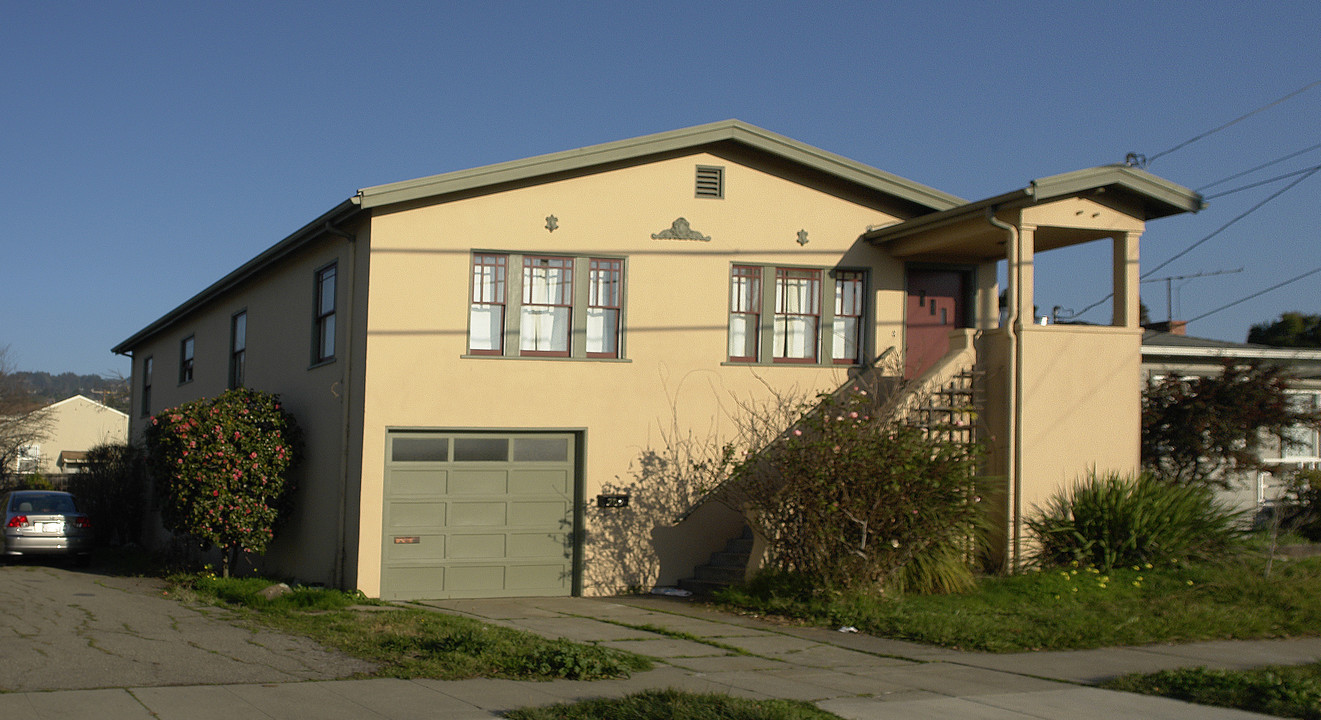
(696, 165, 724, 199)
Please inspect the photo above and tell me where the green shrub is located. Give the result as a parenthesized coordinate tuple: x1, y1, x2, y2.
(67, 443, 147, 546)
(722, 388, 983, 592)
(1027, 470, 1244, 570)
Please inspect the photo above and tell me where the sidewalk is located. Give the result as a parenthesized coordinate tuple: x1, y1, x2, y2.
(4, 594, 1317, 719)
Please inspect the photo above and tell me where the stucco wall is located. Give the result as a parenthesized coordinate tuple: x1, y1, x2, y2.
(355, 151, 913, 596)
(32, 396, 128, 473)
(124, 226, 370, 587)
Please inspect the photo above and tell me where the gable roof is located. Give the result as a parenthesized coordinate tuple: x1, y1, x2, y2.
(355, 120, 966, 212)
(114, 121, 964, 355)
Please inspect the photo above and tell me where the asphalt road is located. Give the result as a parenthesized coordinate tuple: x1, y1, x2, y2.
(0, 561, 374, 692)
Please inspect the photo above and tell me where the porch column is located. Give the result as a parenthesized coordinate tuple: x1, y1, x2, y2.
(1013, 224, 1037, 326)
(1111, 231, 1141, 328)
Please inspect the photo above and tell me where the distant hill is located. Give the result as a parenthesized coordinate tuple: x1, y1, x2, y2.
(13, 371, 130, 414)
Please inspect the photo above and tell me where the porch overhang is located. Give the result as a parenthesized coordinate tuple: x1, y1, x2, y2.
(863, 165, 1204, 262)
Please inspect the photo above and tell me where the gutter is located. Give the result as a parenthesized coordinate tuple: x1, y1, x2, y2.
(986, 207, 1022, 572)
(321, 221, 357, 591)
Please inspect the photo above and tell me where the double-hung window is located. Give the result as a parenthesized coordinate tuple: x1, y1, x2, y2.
(521, 256, 574, 356)
(832, 271, 865, 365)
(728, 266, 761, 362)
(179, 336, 195, 384)
(728, 265, 865, 365)
(468, 253, 625, 359)
(587, 259, 623, 357)
(313, 264, 336, 364)
(469, 254, 507, 354)
(773, 268, 821, 363)
(141, 356, 153, 417)
(230, 311, 247, 388)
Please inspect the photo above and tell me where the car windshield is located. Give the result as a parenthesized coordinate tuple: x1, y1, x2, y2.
(11, 493, 77, 514)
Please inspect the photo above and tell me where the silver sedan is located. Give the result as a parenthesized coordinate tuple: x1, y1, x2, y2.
(2, 490, 93, 562)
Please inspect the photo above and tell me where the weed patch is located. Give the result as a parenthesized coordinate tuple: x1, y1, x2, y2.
(1104, 664, 1321, 719)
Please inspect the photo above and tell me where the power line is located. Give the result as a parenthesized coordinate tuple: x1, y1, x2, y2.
(1197, 140, 1321, 191)
(1203, 163, 1321, 199)
(1130, 79, 1321, 167)
(1187, 265, 1321, 324)
(1142, 166, 1321, 279)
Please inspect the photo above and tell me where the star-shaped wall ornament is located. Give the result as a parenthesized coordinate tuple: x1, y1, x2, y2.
(796, 229, 809, 246)
(545, 215, 559, 232)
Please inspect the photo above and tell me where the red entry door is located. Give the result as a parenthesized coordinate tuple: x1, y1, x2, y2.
(905, 269, 966, 379)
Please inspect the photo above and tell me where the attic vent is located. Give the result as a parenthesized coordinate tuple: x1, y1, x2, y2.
(695, 165, 724, 199)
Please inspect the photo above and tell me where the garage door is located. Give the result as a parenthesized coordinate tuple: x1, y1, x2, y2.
(381, 432, 578, 600)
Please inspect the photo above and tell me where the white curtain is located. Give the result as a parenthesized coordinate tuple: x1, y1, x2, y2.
(587, 307, 617, 355)
(469, 304, 502, 351)
(521, 306, 570, 352)
(832, 317, 858, 362)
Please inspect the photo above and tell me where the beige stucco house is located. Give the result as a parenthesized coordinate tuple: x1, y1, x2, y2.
(113, 120, 1202, 599)
(13, 395, 128, 477)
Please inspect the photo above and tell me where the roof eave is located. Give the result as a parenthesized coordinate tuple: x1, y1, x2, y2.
(113, 199, 361, 355)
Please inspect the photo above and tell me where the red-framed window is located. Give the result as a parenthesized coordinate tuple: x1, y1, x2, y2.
(587, 258, 622, 358)
(469, 253, 507, 355)
(728, 265, 761, 362)
(832, 271, 865, 365)
(520, 256, 573, 356)
(773, 268, 821, 363)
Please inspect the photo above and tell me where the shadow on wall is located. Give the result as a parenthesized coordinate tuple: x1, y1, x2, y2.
(585, 445, 741, 594)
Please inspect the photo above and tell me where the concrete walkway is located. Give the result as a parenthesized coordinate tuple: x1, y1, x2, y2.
(5, 594, 1318, 719)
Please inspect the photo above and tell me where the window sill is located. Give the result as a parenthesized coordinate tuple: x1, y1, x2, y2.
(462, 354, 632, 363)
(721, 361, 859, 368)
(308, 358, 337, 370)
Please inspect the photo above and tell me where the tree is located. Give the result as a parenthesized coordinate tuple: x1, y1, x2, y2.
(1247, 312, 1321, 348)
(0, 346, 54, 490)
(144, 388, 301, 576)
(1142, 363, 1320, 487)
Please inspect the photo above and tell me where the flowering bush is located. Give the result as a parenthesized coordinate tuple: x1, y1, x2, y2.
(721, 388, 982, 592)
(145, 388, 301, 576)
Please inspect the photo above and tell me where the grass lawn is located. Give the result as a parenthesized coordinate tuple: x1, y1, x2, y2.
(716, 555, 1321, 653)
(1104, 664, 1321, 720)
(506, 689, 842, 720)
(170, 574, 651, 681)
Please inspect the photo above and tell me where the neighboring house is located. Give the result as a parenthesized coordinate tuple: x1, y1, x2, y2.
(11, 395, 129, 479)
(113, 120, 1202, 600)
(1142, 325, 1321, 513)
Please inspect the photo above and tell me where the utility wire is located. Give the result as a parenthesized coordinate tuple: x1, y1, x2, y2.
(1144, 79, 1321, 166)
(1069, 166, 1319, 321)
(1203, 163, 1321, 199)
(1197, 140, 1321, 191)
(1187, 265, 1321, 324)
(1142, 165, 1321, 279)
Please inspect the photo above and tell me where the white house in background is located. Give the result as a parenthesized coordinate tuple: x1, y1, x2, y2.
(1142, 326, 1321, 513)
(14, 395, 129, 478)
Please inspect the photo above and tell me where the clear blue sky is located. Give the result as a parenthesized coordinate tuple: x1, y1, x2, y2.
(3, 1, 1318, 376)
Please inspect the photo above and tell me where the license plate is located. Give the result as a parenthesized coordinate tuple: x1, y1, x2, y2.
(38, 522, 63, 533)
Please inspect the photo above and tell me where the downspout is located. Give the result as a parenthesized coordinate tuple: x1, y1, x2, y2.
(323, 221, 356, 589)
(986, 208, 1022, 571)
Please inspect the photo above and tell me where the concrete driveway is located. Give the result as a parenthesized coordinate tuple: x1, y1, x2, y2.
(0, 561, 373, 692)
